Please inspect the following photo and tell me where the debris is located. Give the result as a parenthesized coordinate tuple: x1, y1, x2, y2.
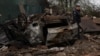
(67, 23, 78, 30)
(55, 52, 66, 56)
(84, 34, 100, 45)
(49, 47, 64, 51)
(80, 17, 100, 32)
(0, 46, 8, 51)
(17, 54, 23, 56)
(24, 53, 32, 56)
(0, 13, 100, 56)
(25, 21, 43, 45)
(5, 52, 16, 56)
(93, 18, 100, 24)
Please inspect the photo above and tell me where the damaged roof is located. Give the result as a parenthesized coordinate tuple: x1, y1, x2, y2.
(80, 17, 100, 32)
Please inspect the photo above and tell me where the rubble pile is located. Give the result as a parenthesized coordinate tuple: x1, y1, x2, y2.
(0, 36, 99, 56)
(0, 14, 100, 56)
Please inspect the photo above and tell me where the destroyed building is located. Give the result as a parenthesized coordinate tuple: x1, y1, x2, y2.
(0, 0, 100, 56)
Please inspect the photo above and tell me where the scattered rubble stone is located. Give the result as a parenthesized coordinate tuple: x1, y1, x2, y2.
(0, 15, 100, 56)
(17, 54, 23, 56)
(0, 38, 99, 56)
(24, 53, 32, 56)
(55, 52, 66, 56)
(0, 46, 8, 51)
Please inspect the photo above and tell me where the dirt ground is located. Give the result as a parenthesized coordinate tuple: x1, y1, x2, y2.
(0, 36, 100, 56)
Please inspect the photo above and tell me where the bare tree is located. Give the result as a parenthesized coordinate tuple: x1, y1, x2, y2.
(47, 0, 80, 12)
(78, 0, 100, 17)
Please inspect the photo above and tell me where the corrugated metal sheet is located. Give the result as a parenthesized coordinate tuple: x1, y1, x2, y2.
(93, 18, 100, 24)
(80, 17, 100, 32)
